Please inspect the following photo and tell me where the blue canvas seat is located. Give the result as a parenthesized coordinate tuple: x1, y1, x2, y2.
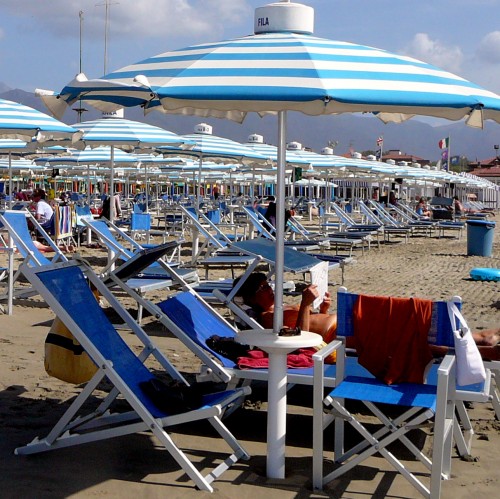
(15, 262, 250, 493)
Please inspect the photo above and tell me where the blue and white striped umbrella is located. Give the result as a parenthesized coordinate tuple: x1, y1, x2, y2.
(38, 146, 138, 166)
(0, 98, 81, 142)
(70, 115, 188, 221)
(0, 98, 81, 206)
(158, 130, 268, 165)
(47, 33, 500, 127)
(42, 0, 500, 340)
(73, 116, 186, 151)
(158, 124, 268, 206)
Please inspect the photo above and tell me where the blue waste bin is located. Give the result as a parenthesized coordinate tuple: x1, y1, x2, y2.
(466, 219, 496, 257)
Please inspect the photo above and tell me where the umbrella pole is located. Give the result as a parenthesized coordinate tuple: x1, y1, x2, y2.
(273, 111, 286, 334)
(8, 151, 13, 209)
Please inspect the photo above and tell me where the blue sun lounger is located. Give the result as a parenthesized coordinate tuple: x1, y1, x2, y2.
(15, 261, 251, 493)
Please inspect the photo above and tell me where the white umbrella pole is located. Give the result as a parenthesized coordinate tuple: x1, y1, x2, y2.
(8, 152, 13, 209)
(109, 145, 115, 223)
(197, 156, 203, 210)
(273, 111, 286, 334)
(87, 165, 92, 245)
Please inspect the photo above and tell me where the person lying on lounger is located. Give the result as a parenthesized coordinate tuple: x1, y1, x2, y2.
(233, 272, 500, 361)
(233, 272, 337, 342)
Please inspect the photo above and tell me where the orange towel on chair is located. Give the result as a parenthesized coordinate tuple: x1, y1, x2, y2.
(352, 295, 434, 385)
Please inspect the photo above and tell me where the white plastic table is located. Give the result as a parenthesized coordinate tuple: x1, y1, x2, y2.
(236, 329, 322, 479)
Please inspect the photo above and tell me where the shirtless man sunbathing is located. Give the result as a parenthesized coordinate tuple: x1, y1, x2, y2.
(233, 272, 500, 361)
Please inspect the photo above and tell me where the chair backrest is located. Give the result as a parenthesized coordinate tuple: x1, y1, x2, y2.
(0, 210, 67, 267)
(29, 264, 169, 418)
(180, 206, 226, 250)
(84, 219, 135, 259)
(133, 202, 147, 214)
(330, 202, 356, 226)
(230, 238, 323, 273)
(242, 206, 276, 240)
(110, 241, 179, 283)
(54, 204, 74, 242)
(358, 201, 384, 225)
(337, 288, 456, 348)
(130, 212, 152, 232)
(158, 291, 238, 369)
(75, 204, 93, 227)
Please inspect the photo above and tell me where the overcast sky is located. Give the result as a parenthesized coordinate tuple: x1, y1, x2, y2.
(1, 0, 499, 98)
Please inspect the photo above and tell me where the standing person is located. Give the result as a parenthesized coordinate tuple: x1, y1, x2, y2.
(212, 184, 220, 200)
(32, 188, 54, 232)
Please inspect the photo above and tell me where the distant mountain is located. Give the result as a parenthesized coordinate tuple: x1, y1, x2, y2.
(2, 89, 499, 162)
(0, 82, 11, 93)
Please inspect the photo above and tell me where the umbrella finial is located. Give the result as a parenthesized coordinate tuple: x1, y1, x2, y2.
(255, 1, 314, 35)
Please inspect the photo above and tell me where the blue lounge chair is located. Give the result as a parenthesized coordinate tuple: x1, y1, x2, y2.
(15, 261, 251, 493)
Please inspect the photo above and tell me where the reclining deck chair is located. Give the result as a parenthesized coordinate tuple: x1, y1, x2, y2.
(180, 206, 254, 279)
(0, 210, 69, 308)
(285, 213, 375, 255)
(82, 218, 196, 282)
(359, 200, 411, 243)
(312, 288, 486, 498)
(15, 261, 251, 493)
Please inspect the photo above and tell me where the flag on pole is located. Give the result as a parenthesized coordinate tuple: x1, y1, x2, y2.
(438, 137, 449, 149)
(441, 149, 449, 171)
(376, 136, 383, 161)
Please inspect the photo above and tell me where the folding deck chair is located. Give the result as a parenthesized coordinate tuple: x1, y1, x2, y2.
(0, 210, 69, 308)
(15, 261, 251, 493)
(312, 288, 491, 498)
(359, 200, 411, 243)
(180, 206, 255, 279)
(82, 218, 195, 281)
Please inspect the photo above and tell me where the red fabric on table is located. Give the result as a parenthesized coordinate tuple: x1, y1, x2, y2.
(237, 347, 315, 369)
(352, 295, 433, 385)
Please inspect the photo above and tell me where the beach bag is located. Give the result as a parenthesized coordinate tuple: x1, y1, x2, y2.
(447, 302, 486, 386)
(44, 316, 98, 384)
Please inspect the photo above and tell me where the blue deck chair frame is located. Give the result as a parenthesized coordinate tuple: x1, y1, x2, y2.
(15, 261, 251, 493)
(311, 288, 478, 498)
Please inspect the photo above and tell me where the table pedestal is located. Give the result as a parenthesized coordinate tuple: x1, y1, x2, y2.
(236, 329, 322, 479)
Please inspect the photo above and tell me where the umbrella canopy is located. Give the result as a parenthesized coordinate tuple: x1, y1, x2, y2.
(159, 124, 268, 165)
(0, 98, 81, 206)
(74, 116, 187, 151)
(0, 98, 81, 142)
(38, 146, 138, 166)
(71, 114, 188, 221)
(158, 123, 268, 206)
(40, 0, 500, 335)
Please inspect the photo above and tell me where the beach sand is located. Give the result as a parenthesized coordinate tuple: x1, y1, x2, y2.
(0, 214, 499, 498)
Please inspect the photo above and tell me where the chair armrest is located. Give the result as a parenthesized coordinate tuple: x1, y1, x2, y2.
(312, 339, 343, 362)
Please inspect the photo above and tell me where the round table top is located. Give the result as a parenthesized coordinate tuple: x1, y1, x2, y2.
(236, 328, 322, 353)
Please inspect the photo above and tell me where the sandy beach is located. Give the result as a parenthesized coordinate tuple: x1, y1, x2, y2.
(1, 214, 499, 498)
